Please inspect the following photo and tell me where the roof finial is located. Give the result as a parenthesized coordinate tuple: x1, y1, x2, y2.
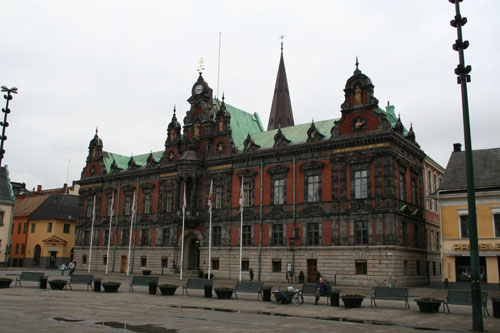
(173, 105, 176, 114)
(279, 34, 286, 54)
(95, 126, 98, 135)
(355, 56, 359, 70)
(222, 92, 225, 101)
(197, 57, 205, 75)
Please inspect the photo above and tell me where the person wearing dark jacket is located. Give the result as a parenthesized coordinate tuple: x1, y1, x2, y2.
(315, 277, 329, 305)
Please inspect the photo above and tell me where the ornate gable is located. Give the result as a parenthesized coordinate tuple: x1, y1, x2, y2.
(243, 134, 260, 152)
(273, 127, 291, 147)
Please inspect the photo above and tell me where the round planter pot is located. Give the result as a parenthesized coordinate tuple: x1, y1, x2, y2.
(102, 283, 121, 293)
(159, 286, 178, 296)
(341, 297, 364, 308)
(0, 279, 13, 288)
(215, 290, 233, 299)
(416, 301, 442, 313)
(142, 270, 151, 276)
(49, 281, 66, 290)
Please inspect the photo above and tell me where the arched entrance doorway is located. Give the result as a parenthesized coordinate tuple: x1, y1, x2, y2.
(183, 231, 203, 271)
(187, 238, 200, 270)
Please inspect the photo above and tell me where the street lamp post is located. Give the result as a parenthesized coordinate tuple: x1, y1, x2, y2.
(0, 86, 18, 166)
(448, 1, 483, 331)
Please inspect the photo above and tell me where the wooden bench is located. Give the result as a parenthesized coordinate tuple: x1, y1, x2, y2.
(129, 275, 159, 292)
(233, 281, 264, 300)
(67, 274, 94, 291)
(182, 278, 213, 296)
(15, 272, 45, 288)
(443, 289, 489, 316)
(301, 283, 331, 304)
(370, 286, 410, 309)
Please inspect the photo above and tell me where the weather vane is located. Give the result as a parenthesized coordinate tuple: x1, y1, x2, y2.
(198, 57, 205, 74)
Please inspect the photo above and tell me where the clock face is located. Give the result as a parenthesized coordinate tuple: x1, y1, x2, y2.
(194, 84, 203, 95)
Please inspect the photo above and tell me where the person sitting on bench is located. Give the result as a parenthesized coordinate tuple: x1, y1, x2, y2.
(315, 277, 328, 305)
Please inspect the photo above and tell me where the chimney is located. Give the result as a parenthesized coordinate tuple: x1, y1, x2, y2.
(37, 185, 42, 192)
(453, 143, 462, 152)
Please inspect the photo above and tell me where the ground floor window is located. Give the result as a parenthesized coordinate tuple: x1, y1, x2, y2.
(140, 256, 147, 267)
(161, 257, 168, 269)
(103, 256, 107, 265)
(355, 260, 367, 275)
(455, 256, 487, 282)
(212, 258, 220, 270)
(241, 258, 249, 271)
(82, 255, 87, 264)
(272, 259, 281, 272)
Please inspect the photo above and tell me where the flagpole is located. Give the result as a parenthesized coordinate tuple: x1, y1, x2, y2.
(208, 179, 213, 280)
(180, 183, 186, 280)
(239, 177, 244, 281)
(88, 195, 96, 273)
(105, 192, 115, 275)
(126, 191, 136, 276)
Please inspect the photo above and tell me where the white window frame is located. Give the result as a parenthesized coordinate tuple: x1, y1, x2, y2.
(491, 207, 500, 238)
(457, 209, 468, 239)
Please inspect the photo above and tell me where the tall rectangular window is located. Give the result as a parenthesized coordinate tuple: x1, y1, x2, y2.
(47, 222, 53, 233)
(141, 229, 150, 246)
(31, 223, 35, 233)
(15, 243, 19, 254)
(166, 191, 174, 212)
(460, 215, 469, 238)
(399, 172, 406, 201)
(63, 224, 70, 234)
(162, 227, 170, 246)
(104, 230, 109, 245)
(272, 224, 284, 246)
(17, 223, 21, 234)
(307, 175, 320, 202)
(307, 223, 320, 245)
(103, 256, 108, 265)
(143, 193, 152, 214)
(402, 222, 409, 246)
(413, 224, 419, 248)
(241, 259, 249, 271)
(243, 182, 253, 207)
(354, 170, 368, 199)
(105, 195, 114, 217)
(215, 185, 225, 209)
(23, 223, 27, 234)
(212, 258, 220, 270)
(411, 176, 418, 204)
(0, 211, 3, 226)
(124, 195, 132, 215)
(273, 178, 285, 205)
(494, 214, 500, 238)
(427, 170, 433, 211)
(21, 244, 25, 255)
(140, 256, 147, 267)
(121, 229, 129, 246)
(213, 226, 221, 246)
(86, 198, 93, 218)
(355, 221, 368, 245)
(242, 225, 252, 246)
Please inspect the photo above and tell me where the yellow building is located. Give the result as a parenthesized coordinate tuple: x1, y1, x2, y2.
(24, 194, 78, 268)
(438, 145, 500, 287)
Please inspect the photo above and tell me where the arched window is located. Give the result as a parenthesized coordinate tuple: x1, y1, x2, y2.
(33, 245, 41, 265)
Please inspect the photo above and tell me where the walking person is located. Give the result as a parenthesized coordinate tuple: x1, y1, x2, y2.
(68, 260, 77, 276)
(249, 267, 254, 281)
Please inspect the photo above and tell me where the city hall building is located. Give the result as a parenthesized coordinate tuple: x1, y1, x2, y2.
(75, 51, 436, 286)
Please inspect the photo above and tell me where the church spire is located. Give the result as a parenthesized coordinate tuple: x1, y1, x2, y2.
(267, 37, 294, 131)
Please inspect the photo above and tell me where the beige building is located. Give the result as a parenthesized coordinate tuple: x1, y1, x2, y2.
(0, 166, 15, 266)
(438, 145, 500, 288)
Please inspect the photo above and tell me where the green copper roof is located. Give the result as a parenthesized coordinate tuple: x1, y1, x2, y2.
(378, 105, 408, 136)
(103, 151, 163, 173)
(213, 99, 265, 150)
(248, 119, 337, 150)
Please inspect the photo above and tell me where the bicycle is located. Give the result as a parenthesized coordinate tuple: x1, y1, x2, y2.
(272, 287, 304, 305)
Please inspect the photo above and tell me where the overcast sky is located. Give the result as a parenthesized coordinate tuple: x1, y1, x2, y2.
(1, 1, 499, 190)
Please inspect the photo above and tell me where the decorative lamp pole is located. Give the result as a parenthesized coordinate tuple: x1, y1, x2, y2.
(449, 1, 482, 331)
(0, 86, 18, 166)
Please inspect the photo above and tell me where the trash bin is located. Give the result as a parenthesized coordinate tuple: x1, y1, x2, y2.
(149, 281, 157, 295)
(39, 277, 47, 290)
(93, 278, 102, 292)
(492, 297, 500, 318)
(204, 285, 212, 298)
(262, 287, 271, 302)
(330, 290, 340, 307)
